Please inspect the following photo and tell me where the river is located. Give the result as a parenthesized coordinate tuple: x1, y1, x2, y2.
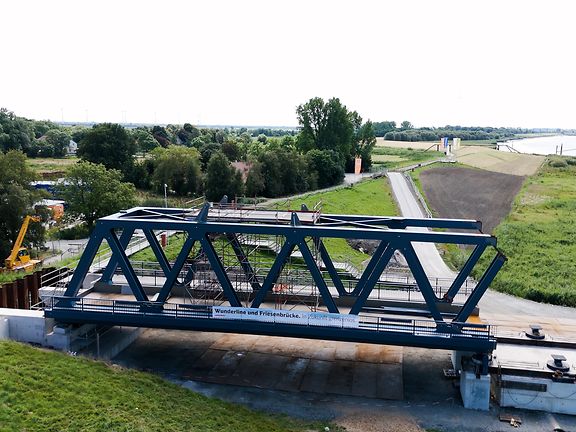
(498, 135, 576, 156)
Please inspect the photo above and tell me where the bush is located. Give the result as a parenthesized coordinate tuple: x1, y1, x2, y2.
(54, 223, 90, 240)
(549, 158, 568, 168)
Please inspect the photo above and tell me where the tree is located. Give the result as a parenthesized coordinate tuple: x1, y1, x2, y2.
(151, 146, 202, 196)
(352, 120, 377, 171)
(400, 121, 413, 130)
(258, 151, 284, 197)
(58, 161, 137, 228)
(199, 142, 221, 169)
(132, 128, 159, 154)
(306, 149, 344, 189)
(77, 123, 136, 172)
(0, 151, 43, 258)
(204, 152, 243, 202)
(372, 121, 397, 137)
(296, 97, 355, 161)
(151, 126, 171, 147)
(44, 129, 71, 157)
(245, 161, 265, 197)
(221, 139, 241, 161)
(0, 108, 34, 153)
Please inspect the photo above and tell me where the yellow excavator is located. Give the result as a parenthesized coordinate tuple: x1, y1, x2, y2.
(4, 215, 41, 272)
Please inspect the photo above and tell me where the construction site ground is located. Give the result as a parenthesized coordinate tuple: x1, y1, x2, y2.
(419, 166, 525, 234)
(112, 328, 576, 432)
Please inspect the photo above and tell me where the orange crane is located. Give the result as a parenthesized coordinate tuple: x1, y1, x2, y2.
(4, 215, 41, 271)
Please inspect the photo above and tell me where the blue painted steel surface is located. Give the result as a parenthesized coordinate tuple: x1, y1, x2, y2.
(49, 205, 505, 353)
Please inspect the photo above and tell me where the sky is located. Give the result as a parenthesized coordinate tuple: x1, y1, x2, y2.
(2, 0, 576, 129)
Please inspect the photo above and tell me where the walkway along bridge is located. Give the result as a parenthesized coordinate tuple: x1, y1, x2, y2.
(43, 204, 506, 356)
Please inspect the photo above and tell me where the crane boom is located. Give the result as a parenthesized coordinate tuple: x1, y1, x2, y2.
(4, 215, 40, 270)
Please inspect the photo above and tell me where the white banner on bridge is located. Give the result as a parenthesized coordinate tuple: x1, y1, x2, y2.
(211, 306, 358, 329)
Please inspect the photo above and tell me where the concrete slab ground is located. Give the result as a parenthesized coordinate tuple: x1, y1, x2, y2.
(112, 329, 576, 431)
(113, 328, 403, 400)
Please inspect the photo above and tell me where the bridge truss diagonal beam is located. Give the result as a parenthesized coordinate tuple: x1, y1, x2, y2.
(51, 206, 505, 354)
(250, 239, 294, 308)
(156, 235, 196, 304)
(104, 229, 149, 302)
(99, 227, 135, 284)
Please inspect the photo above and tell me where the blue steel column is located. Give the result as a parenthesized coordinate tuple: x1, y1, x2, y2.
(251, 239, 295, 308)
(143, 229, 172, 276)
(155, 234, 196, 304)
(351, 241, 389, 296)
(226, 233, 261, 291)
(63, 224, 106, 297)
(454, 252, 507, 323)
(349, 244, 396, 314)
(298, 238, 339, 314)
(104, 229, 149, 302)
(313, 237, 347, 296)
(401, 243, 444, 322)
(443, 243, 487, 302)
(199, 236, 241, 307)
(99, 227, 135, 284)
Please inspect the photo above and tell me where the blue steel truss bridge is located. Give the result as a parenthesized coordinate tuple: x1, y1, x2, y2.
(43, 203, 506, 354)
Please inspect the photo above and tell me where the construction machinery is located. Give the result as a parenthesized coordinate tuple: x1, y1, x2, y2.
(4, 215, 41, 272)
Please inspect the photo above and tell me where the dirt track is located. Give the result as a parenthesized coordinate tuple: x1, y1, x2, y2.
(419, 166, 524, 234)
(455, 145, 545, 176)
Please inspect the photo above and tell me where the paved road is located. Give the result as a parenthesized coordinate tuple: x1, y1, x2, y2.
(43, 238, 90, 266)
(387, 172, 455, 278)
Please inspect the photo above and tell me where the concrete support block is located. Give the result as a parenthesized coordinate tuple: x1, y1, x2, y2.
(460, 370, 491, 411)
(494, 374, 576, 415)
(451, 350, 474, 371)
(0, 318, 9, 340)
(0, 308, 47, 345)
(45, 326, 71, 351)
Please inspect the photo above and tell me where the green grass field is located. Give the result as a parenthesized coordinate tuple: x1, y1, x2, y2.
(370, 146, 444, 170)
(0, 341, 325, 432)
(26, 156, 78, 175)
(479, 158, 576, 306)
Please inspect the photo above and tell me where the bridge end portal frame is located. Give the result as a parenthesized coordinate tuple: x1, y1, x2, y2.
(45, 205, 506, 354)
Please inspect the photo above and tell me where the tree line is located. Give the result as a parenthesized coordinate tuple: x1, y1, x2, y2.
(371, 120, 548, 142)
(0, 98, 377, 250)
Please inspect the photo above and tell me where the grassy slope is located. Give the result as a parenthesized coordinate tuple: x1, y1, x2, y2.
(276, 178, 397, 268)
(371, 146, 444, 170)
(486, 159, 576, 306)
(0, 341, 320, 432)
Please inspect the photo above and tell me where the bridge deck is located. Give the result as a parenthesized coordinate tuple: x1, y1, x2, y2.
(45, 296, 495, 352)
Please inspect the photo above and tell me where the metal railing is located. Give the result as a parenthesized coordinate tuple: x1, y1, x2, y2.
(106, 261, 474, 300)
(44, 296, 493, 340)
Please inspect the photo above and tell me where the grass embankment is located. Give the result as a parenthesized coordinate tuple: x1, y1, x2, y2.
(0, 341, 321, 432)
(483, 157, 576, 306)
(371, 146, 444, 171)
(276, 178, 397, 268)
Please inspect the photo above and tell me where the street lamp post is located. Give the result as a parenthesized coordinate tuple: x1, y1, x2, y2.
(163, 183, 168, 208)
